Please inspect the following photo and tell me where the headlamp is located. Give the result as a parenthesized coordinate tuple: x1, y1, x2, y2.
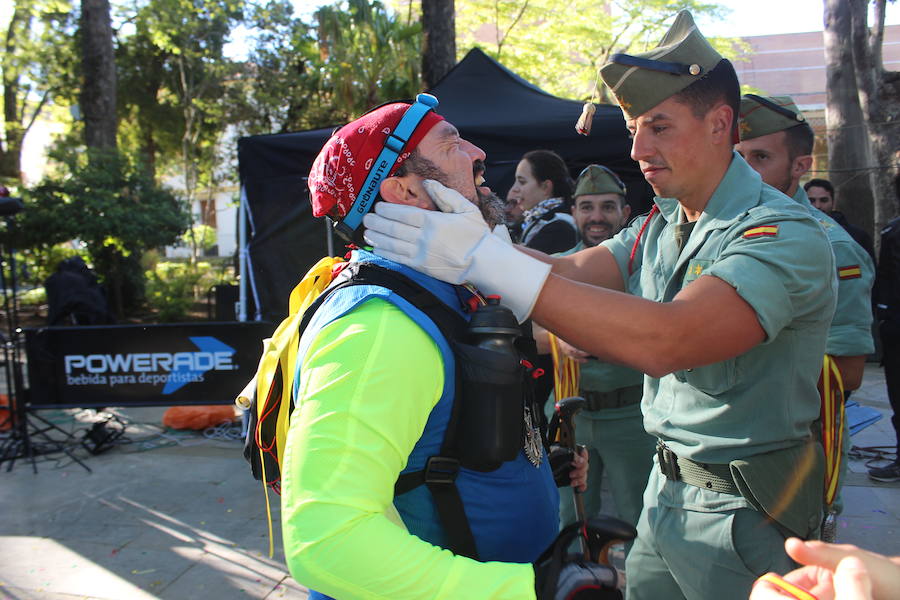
(334, 93, 440, 241)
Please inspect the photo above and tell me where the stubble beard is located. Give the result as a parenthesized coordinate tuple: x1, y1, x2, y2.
(775, 164, 794, 196)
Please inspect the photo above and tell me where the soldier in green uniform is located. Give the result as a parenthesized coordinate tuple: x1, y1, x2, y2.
(736, 94, 874, 392)
(547, 165, 655, 533)
(362, 11, 837, 599)
(736, 95, 875, 524)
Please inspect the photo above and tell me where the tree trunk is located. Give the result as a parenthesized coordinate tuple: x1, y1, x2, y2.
(1, 4, 30, 182)
(848, 0, 900, 241)
(136, 52, 165, 180)
(823, 0, 875, 239)
(81, 0, 117, 151)
(421, 0, 455, 89)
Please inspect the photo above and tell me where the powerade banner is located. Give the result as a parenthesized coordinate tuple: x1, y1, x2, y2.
(24, 322, 274, 408)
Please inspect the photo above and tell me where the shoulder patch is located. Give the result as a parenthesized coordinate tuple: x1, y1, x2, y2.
(838, 265, 862, 280)
(815, 216, 834, 229)
(743, 225, 779, 239)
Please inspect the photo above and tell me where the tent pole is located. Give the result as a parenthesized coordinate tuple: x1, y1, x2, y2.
(238, 185, 248, 322)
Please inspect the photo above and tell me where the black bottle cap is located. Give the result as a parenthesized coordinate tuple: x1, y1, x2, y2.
(467, 297, 520, 337)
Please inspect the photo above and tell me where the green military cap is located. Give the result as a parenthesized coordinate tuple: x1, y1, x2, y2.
(739, 94, 807, 141)
(574, 165, 627, 198)
(599, 10, 723, 120)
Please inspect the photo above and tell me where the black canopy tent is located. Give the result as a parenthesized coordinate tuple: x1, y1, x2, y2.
(237, 48, 649, 321)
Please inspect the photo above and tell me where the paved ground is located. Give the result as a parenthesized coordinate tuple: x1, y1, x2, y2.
(0, 364, 897, 600)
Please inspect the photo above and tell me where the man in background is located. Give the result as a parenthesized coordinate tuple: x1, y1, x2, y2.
(547, 165, 654, 534)
(870, 173, 900, 482)
(805, 177, 876, 262)
(504, 184, 524, 242)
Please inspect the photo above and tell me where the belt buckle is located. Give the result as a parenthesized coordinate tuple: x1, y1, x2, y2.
(656, 441, 680, 481)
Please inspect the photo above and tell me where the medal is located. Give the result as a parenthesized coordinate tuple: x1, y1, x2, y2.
(523, 405, 543, 467)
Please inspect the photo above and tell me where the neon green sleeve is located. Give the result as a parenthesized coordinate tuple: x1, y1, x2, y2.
(281, 298, 536, 600)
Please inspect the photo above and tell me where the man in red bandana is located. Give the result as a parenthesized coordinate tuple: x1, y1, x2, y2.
(282, 96, 616, 600)
(307, 97, 506, 235)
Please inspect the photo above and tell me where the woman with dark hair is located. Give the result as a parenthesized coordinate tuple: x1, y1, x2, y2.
(508, 149, 579, 253)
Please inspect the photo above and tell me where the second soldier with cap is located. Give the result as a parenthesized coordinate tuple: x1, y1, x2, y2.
(365, 10, 837, 599)
(737, 93, 875, 530)
(736, 93, 874, 394)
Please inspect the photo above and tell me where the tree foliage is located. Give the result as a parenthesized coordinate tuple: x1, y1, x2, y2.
(455, 0, 734, 100)
(13, 148, 190, 314)
(228, 0, 327, 133)
(116, 0, 244, 186)
(1, 0, 78, 183)
(235, 0, 423, 134)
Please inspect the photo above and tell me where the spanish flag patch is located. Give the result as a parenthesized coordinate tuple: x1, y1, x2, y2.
(838, 265, 862, 280)
(742, 225, 779, 239)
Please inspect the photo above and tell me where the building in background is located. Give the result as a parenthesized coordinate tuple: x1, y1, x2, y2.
(732, 25, 900, 176)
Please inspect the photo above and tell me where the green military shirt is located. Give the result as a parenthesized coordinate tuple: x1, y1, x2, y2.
(559, 242, 645, 399)
(601, 153, 837, 464)
(791, 187, 875, 357)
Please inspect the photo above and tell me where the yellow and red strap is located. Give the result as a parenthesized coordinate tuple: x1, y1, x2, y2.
(820, 354, 845, 507)
(757, 573, 819, 600)
(549, 333, 580, 408)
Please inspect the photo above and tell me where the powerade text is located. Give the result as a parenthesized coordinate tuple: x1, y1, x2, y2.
(64, 351, 233, 387)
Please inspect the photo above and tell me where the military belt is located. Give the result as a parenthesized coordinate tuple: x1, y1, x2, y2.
(656, 440, 740, 495)
(582, 385, 643, 411)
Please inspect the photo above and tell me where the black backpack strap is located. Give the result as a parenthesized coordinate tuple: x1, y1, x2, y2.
(395, 456, 478, 560)
(302, 262, 479, 560)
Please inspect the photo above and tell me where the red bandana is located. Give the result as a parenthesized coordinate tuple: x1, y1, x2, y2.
(308, 103, 444, 219)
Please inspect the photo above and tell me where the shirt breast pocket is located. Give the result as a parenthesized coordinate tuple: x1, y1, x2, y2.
(674, 358, 737, 396)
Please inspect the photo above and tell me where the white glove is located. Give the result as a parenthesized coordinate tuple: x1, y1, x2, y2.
(363, 179, 550, 322)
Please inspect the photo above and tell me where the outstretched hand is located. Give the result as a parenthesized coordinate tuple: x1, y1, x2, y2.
(749, 538, 900, 600)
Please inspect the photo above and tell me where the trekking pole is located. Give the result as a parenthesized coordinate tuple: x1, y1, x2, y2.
(556, 395, 589, 560)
